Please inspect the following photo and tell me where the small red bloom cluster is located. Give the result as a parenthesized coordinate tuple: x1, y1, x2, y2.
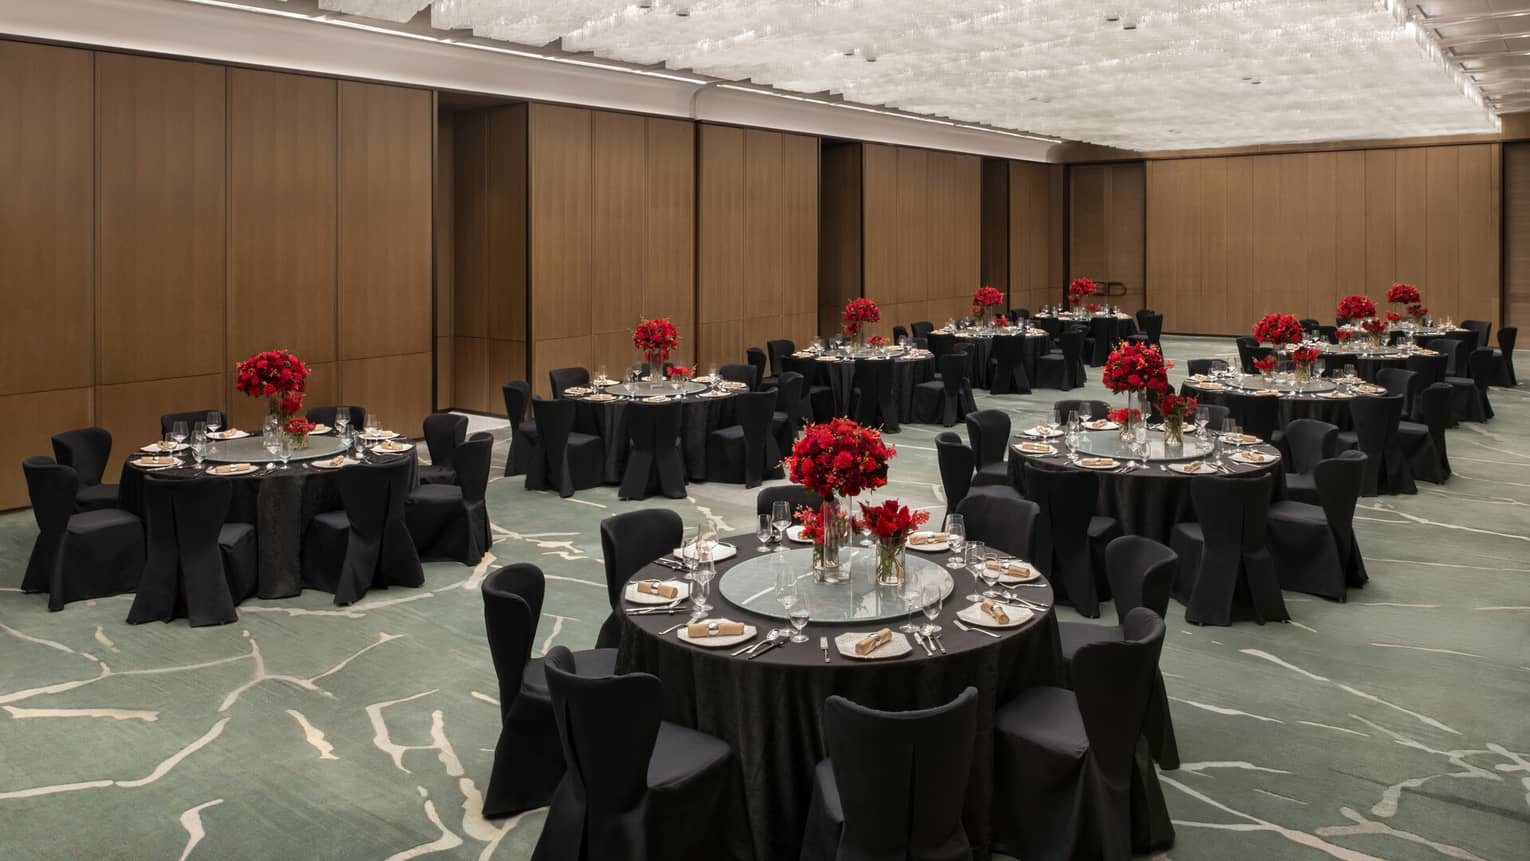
(867, 335, 888, 347)
(1254, 355, 1278, 374)
(1084, 303, 1103, 314)
(971, 286, 1004, 317)
(1067, 278, 1096, 305)
(785, 418, 893, 499)
(1407, 304, 1428, 320)
(1387, 283, 1421, 305)
(1291, 346, 1323, 367)
(1385, 311, 1402, 323)
(1102, 342, 1170, 395)
(1335, 328, 1356, 342)
(633, 318, 680, 362)
(793, 504, 836, 545)
(236, 349, 310, 415)
(854, 499, 930, 543)
(1107, 407, 1141, 425)
(1337, 295, 1376, 321)
(666, 366, 694, 380)
(283, 417, 315, 436)
(842, 298, 881, 325)
(1156, 393, 1197, 422)
(1361, 318, 1389, 337)
(1253, 313, 1304, 345)
(994, 315, 1010, 327)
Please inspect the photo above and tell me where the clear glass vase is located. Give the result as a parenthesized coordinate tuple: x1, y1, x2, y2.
(875, 539, 906, 587)
(1163, 416, 1184, 452)
(812, 499, 850, 583)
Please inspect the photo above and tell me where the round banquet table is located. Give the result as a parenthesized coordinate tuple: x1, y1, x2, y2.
(1180, 376, 1388, 432)
(117, 434, 417, 599)
(792, 349, 935, 424)
(944, 328, 1049, 391)
(616, 536, 1063, 861)
(569, 385, 742, 483)
(1306, 345, 1409, 382)
(1032, 313, 1138, 366)
(1006, 429, 1285, 543)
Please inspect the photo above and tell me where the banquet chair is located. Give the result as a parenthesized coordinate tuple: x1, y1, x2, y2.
(305, 405, 366, 431)
(1268, 451, 1368, 601)
(302, 454, 423, 605)
(706, 389, 781, 488)
(1298, 317, 1321, 333)
(1139, 312, 1164, 348)
(482, 566, 618, 818)
(934, 432, 978, 519)
(1023, 464, 1122, 618)
(1032, 315, 1063, 338)
(50, 426, 119, 511)
(548, 366, 590, 399)
(1376, 368, 1421, 419)
(766, 339, 797, 380)
(597, 509, 683, 648)
(1278, 418, 1339, 506)
(21, 456, 145, 612)
(1057, 535, 1180, 770)
(1221, 390, 1280, 442)
(720, 362, 758, 391)
(770, 372, 807, 456)
(1427, 337, 1467, 377)
(925, 331, 958, 363)
(418, 412, 469, 486)
(1317, 325, 1339, 344)
(1495, 327, 1518, 386)
(405, 432, 492, 564)
(526, 397, 603, 497)
(502, 381, 536, 477)
(1035, 328, 1085, 390)
(1430, 339, 1480, 424)
(956, 488, 1038, 560)
(1087, 317, 1119, 366)
(1170, 473, 1289, 626)
(1461, 319, 1492, 351)
(891, 324, 909, 343)
(1399, 383, 1452, 484)
(988, 334, 1032, 394)
(1185, 359, 1217, 377)
(1011, 307, 1031, 320)
(1405, 353, 1447, 416)
(850, 357, 898, 431)
(128, 475, 256, 627)
(619, 400, 686, 500)
(1462, 348, 1498, 421)
(1322, 352, 1359, 378)
(1234, 336, 1259, 374)
(530, 646, 745, 861)
(965, 409, 1012, 487)
(1195, 403, 1231, 432)
(783, 355, 836, 422)
(746, 347, 771, 389)
(993, 608, 1170, 861)
(911, 353, 976, 427)
(756, 484, 825, 519)
(911, 321, 935, 340)
(1334, 395, 1414, 496)
(1053, 399, 1110, 423)
(801, 688, 980, 861)
(160, 409, 223, 437)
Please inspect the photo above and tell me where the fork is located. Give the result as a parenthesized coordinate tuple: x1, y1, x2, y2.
(952, 619, 1000, 639)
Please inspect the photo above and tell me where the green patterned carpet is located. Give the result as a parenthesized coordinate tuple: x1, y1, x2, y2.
(1, 335, 1527, 861)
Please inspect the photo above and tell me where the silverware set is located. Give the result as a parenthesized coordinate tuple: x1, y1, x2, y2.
(624, 597, 685, 615)
(731, 629, 787, 658)
(913, 630, 947, 655)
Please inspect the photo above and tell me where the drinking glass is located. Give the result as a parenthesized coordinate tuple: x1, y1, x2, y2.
(899, 575, 924, 634)
(788, 601, 810, 643)
(191, 438, 207, 472)
(1067, 409, 1082, 445)
(771, 501, 792, 551)
(353, 435, 367, 462)
(264, 432, 281, 462)
(690, 556, 715, 617)
(334, 409, 350, 436)
(193, 421, 206, 440)
(920, 580, 943, 636)
(680, 526, 702, 577)
(756, 514, 774, 550)
(944, 514, 966, 570)
(205, 411, 222, 435)
(1194, 406, 1210, 439)
(278, 434, 292, 469)
(979, 551, 1004, 599)
(171, 421, 188, 450)
(595, 366, 608, 386)
(364, 412, 380, 437)
(964, 540, 988, 602)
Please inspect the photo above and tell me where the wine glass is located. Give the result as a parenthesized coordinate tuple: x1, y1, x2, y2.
(944, 514, 966, 570)
(263, 430, 281, 465)
(777, 575, 802, 634)
(277, 433, 292, 470)
(1067, 409, 1082, 445)
(1194, 406, 1210, 440)
(771, 501, 792, 551)
(920, 580, 943, 636)
(756, 514, 774, 551)
(787, 597, 810, 644)
(899, 573, 923, 634)
(334, 408, 350, 437)
(205, 411, 222, 436)
(978, 551, 1004, 600)
(171, 420, 188, 452)
(690, 555, 715, 620)
(595, 366, 608, 387)
(680, 526, 702, 577)
(964, 540, 988, 602)
(190, 436, 207, 472)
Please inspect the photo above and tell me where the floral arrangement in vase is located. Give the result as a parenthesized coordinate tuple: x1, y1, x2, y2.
(633, 317, 680, 371)
(841, 298, 881, 346)
(785, 418, 894, 581)
(1253, 313, 1304, 345)
(1290, 345, 1323, 380)
(1156, 393, 1197, 448)
(855, 499, 930, 586)
(1253, 354, 1278, 379)
(1361, 318, 1389, 346)
(1108, 407, 1141, 426)
(1335, 328, 1356, 343)
(1067, 277, 1097, 308)
(1102, 342, 1169, 436)
(1385, 311, 1402, 324)
(1407, 304, 1428, 322)
(994, 315, 1010, 327)
(1337, 295, 1376, 322)
(236, 348, 310, 423)
(971, 286, 1004, 322)
(1084, 303, 1103, 314)
(867, 335, 888, 348)
(1387, 282, 1421, 306)
(282, 416, 315, 448)
(665, 365, 694, 381)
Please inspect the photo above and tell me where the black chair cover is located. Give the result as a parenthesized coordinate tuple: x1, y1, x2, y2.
(1035, 328, 1085, 390)
(1401, 383, 1451, 483)
(1496, 326, 1518, 386)
(850, 358, 898, 431)
(22, 456, 145, 611)
(934, 432, 977, 520)
(1220, 391, 1280, 441)
(911, 353, 975, 426)
(619, 401, 686, 500)
(745, 347, 769, 388)
(482, 565, 619, 819)
(531, 645, 745, 861)
(1185, 359, 1216, 376)
(1088, 317, 1120, 366)
(128, 476, 257, 626)
(766, 339, 796, 379)
(1269, 450, 1367, 601)
(1171, 473, 1289, 626)
(1428, 337, 1467, 377)
(891, 324, 909, 343)
(503, 381, 535, 477)
(1032, 316, 1062, 338)
(1376, 367, 1421, 418)
(783, 355, 836, 422)
(302, 454, 423, 605)
(597, 509, 682, 648)
(955, 490, 1038, 560)
(770, 371, 807, 457)
(1461, 319, 1492, 351)
(548, 366, 591, 399)
(405, 432, 493, 563)
(1053, 399, 1110, 423)
(1139, 312, 1164, 347)
(51, 426, 119, 512)
(925, 331, 958, 364)
(756, 484, 825, 518)
(988, 334, 1032, 394)
(993, 609, 1169, 861)
(1467, 348, 1497, 420)
(707, 389, 781, 488)
(418, 412, 469, 486)
(720, 362, 758, 391)
(911, 321, 934, 340)
(1024, 464, 1118, 618)
(964, 409, 1011, 487)
(526, 397, 603, 497)
(1342, 394, 1415, 496)
(306, 405, 366, 430)
(801, 688, 980, 861)
(1280, 418, 1338, 505)
(1234, 337, 1259, 374)
(160, 409, 223, 437)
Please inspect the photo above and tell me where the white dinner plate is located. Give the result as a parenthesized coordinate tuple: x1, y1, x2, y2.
(905, 532, 950, 553)
(1196, 382, 1227, 390)
(1220, 433, 1262, 446)
(206, 429, 249, 441)
(140, 442, 188, 454)
(957, 602, 1035, 629)
(991, 560, 1042, 584)
(375, 440, 414, 454)
(678, 620, 756, 649)
(585, 393, 616, 402)
(785, 525, 814, 544)
(675, 540, 738, 562)
(1022, 426, 1064, 439)
(208, 463, 257, 476)
(311, 456, 356, 470)
(307, 424, 332, 435)
(1167, 461, 1215, 475)
(360, 430, 399, 441)
(131, 456, 180, 468)
(1015, 442, 1057, 456)
(624, 580, 690, 605)
(719, 381, 748, 390)
(1074, 458, 1120, 470)
(1229, 451, 1278, 466)
(835, 631, 913, 660)
(1082, 420, 1120, 431)
(700, 390, 729, 398)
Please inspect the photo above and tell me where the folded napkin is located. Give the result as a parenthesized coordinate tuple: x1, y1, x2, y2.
(985, 559, 1031, 576)
(855, 628, 893, 656)
(320, 456, 348, 467)
(719, 381, 747, 389)
(135, 455, 177, 467)
(980, 600, 1010, 625)
(637, 580, 679, 599)
(1084, 420, 1116, 430)
(1254, 389, 1281, 397)
(1079, 457, 1116, 468)
(908, 532, 949, 545)
(1236, 451, 1270, 463)
(208, 429, 245, 440)
(1019, 442, 1053, 454)
(643, 396, 670, 404)
(1181, 461, 1207, 474)
(211, 463, 252, 475)
(687, 621, 745, 638)
(1027, 426, 1058, 436)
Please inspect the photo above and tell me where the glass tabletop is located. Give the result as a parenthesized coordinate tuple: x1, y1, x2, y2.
(716, 547, 954, 624)
(204, 435, 349, 464)
(1070, 429, 1214, 462)
(604, 380, 710, 397)
(1224, 373, 1337, 394)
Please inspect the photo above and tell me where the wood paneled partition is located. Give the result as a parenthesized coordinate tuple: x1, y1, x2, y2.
(981, 160, 1066, 314)
(697, 125, 819, 367)
(1146, 145, 1501, 335)
(1069, 163, 1146, 312)
(1502, 142, 1530, 329)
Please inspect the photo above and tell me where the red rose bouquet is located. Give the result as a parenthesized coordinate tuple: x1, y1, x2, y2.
(1407, 304, 1428, 321)
(841, 297, 881, 342)
(633, 317, 680, 365)
(236, 348, 310, 416)
(793, 504, 828, 545)
(994, 315, 1010, 327)
(971, 286, 1004, 318)
(1084, 303, 1103, 314)
(1067, 277, 1097, 307)
(1385, 311, 1402, 323)
(1361, 318, 1389, 342)
(867, 335, 888, 348)
(1253, 354, 1277, 376)
(1336, 328, 1356, 342)
(1102, 342, 1170, 396)
(1387, 282, 1421, 305)
(665, 365, 694, 380)
(854, 499, 930, 543)
(1107, 407, 1141, 425)
(283, 417, 315, 436)
(1290, 346, 1322, 379)
(1336, 295, 1376, 322)
(1156, 392, 1197, 445)
(1253, 313, 1304, 345)
(785, 418, 893, 500)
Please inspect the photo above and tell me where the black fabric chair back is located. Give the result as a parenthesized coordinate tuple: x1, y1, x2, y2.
(891, 325, 909, 343)
(1283, 418, 1337, 475)
(503, 381, 534, 477)
(1376, 368, 1421, 416)
(964, 409, 1010, 469)
(1033, 316, 1063, 338)
(548, 367, 590, 399)
(775, 371, 807, 432)
(1322, 352, 1359, 377)
(1234, 337, 1258, 373)
(1186, 359, 1216, 377)
(597, 509, 682, 648)
(423, 412, 469, 469)
(1405, 353, 1446, 387)
(988, 335, 1031, 394)
(925, 332, 957, 363)
(732, 390, 781, 487)
(1023, 464, 1105, 616)
(1461, 319, 1492, 351)
(306, 405, 366, 430)
(766, 339, 796, 378)
(1198, 403, 1230, 430)
(1136, 308, 1156, 328)
(1104, 536, 1177, 626)
(22, 456, 78, 589)
(1139, 312, 1164, 346)
(1056, 329, 1085, 388)
(129, 476, 239, 626)
(781, 355, 821, 387)
(1317, 325, 1338, 344)
(1313, 451, 1368, 587)
(745, 347, 768, 385)
(619, 401, 686, 501)
(1181, 473, 1286, 625)
(956, 491, 1038, 560)
(455, 432, 493, 503)
(720, 362, 758, 391)
(1427, 338, 1466, 376)
(1467, 348, 1497, 417)
(851, 358, 897, 431)
(925, 353, 971, 427)
(483, 563, 544, 723)
(51, 427, 111, 487)
(756, 484, 825, 517)
(934, 432, 976, 519)
(1349, 394, 1410, 495)
(911, 321, 935, 340)
(528, 397, 577, 497)
(1498, 327, 1518, 385)
(1223, 391, 1280, 441)
(1074, 608, 1165, 774)
(160, 410, 223, 437)
(333, 455, 422, 602)
(1298, 317, 1321, 332)
(1418, 383, 1452, 476)
(822, 688, 980, 859)
(1053, 399, 1110, 423)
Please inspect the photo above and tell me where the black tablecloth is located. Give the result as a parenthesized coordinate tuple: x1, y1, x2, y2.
(119, 450, 416, 599)
(1181, 381, 1370, 432)
(954, 331, 1048, 392)
(1007, 439, 1284, 543)
(616, 536, 1063, 861)
(797, 355, 934, 423)
(574, 392, 740, 483)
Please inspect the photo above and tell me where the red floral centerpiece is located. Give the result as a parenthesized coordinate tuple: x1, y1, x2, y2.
(1290, 345, 1323, 381)
(282, 416, 315, 449)
(1387, 282, 1421, 306)
(1335, 328, 1356, 343)
(1253, 313, 1304, 345)
(785, 418, 894, 581)
(971, 286, 1004, 323)
(1337, 295, 1376, 322)
(867, 335, 888, 348)
(855, 499, 930, 586)
(842, 298, 881, 348)
(1107, 407, 1141, 426)
(665, 365, 694, 380)
(1084, 303, 1103, 314)
(1253, 354, 1277, 378)
(994, 315, 1010, 327)
(236, 348, 311, 428)
(633, 317, 680, 377)
(1068, 277, 1097, 309)
(1385, 311, 1402, 324)
(1361, 318, 1389, 347)
(1156, 392, 1198, 448)
(1102, 342, 1170, 438)
(1407, 304, 1428, 322)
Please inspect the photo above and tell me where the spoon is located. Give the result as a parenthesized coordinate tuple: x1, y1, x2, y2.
(733, 630, 780, 657)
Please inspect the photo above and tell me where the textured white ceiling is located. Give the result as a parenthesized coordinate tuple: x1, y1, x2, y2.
(310, 0, 1498, 150)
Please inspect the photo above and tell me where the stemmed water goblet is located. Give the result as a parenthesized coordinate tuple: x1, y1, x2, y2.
(944, 514, 966, 570)
(771, 501, 792, 552)
(919, 580, 943, 639)
(756, 514, 774, 551)
(689, 553, 715, 620)
(899, 574, 924, 634)
(978, 550, 1004, 600)
(964, 540, 988, 602)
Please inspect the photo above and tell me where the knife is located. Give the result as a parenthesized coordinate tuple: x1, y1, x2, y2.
(820, 635, 830, 663)
(747, 637, 785, 660)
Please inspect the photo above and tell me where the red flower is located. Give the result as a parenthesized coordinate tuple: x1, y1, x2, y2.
(282, 417, 315, 435)
(1156, 393, 1197, 421)
(841, 298, 881, 325)
(1385, 311, 1401, 323)
(1336, 328, 1356, 342)
(1290, 346, 1323, 366)
(1407, 304, 1428, 320)
(1361, 318, 1389, 337)
(235, 349, 311, 411)
(783, 418, 894, 498)
(665, 365, 693, 379)
(1067, 278, 1097, 300)
(854, 499, 930, 542)
(1084, 303, 1103, 313)
(1336, 295, 1376, 322)
(994, 315, 1009, 327)
(1254, 355, 1277, 374)
(1386, 283, 1421, 305)
(633, 318, 680, 362)
(1253, 313, 1304, 345)
(867, 335, 888, 347)
(1102, 342, 1169, 395)
(971, 286, 1004, 314)
(1107, 407, 1141, 425)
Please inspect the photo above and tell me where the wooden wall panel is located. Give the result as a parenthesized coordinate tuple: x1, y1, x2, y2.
(1458, 144, 1501, 325)
(820, 142, 865, 337)
(96, 54, 226, 386)
(1008, 161, 1060, 313)
(642, 117, 695, 353)
(1507, 143, 1530, 328)
(1305, 153, 1338, 322)
(1197, 159, 1228, 335)
(0, 389, 95, 509)
(1225, 158, 1256, 331)
(435, 111, 454, 409)
(529, 103, 592, 357)
(96, 373, 227, 479)
(1333, 151, 1368, 311)
(590, 111, 646, 339)
(1069, 163, 1146, 312)
(1394, 149, 1429, 288)
(341, 352, 431, 437)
